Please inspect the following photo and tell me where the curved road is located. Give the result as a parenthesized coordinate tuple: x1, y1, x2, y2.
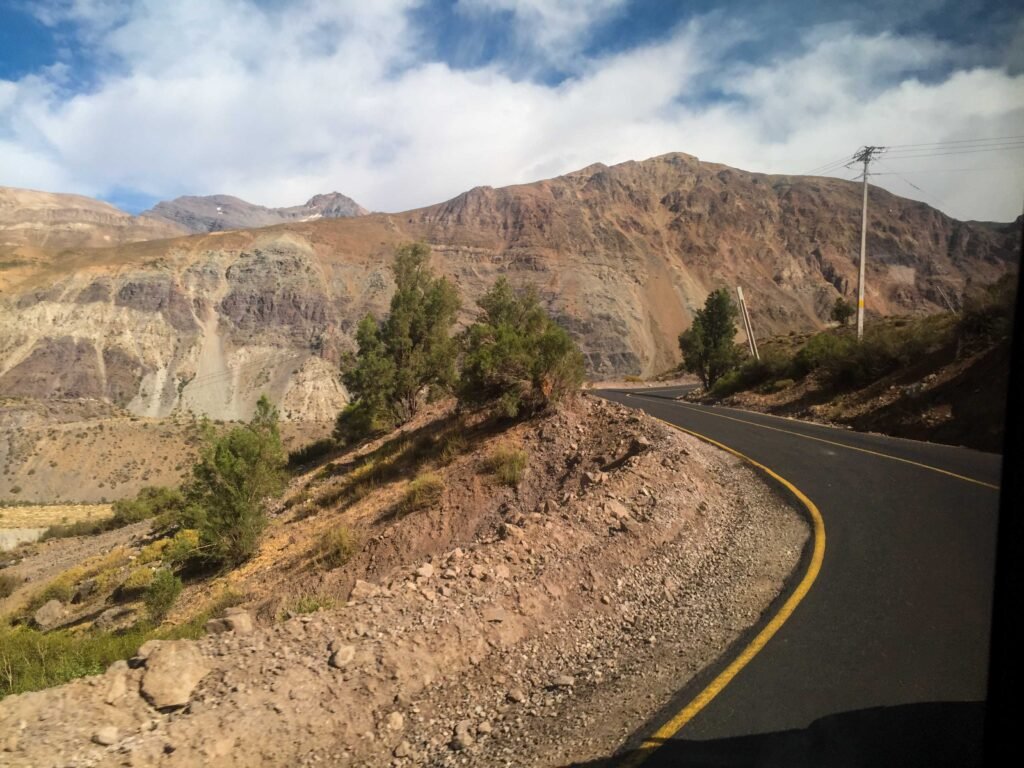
(593, 386, 1001, 768)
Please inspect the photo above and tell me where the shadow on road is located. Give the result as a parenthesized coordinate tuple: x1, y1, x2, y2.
(563, 701, 984, 768)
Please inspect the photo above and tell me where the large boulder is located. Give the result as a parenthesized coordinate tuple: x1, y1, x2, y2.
(139, 640, 209, 709)
(31, 599, 66, 630)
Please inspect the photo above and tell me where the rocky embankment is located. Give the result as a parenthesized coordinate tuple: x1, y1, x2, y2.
(0, 396, 808, 766)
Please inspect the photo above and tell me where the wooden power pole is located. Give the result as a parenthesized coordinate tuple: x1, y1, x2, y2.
(851, 145, 885, 341)
(736, 286, 759, 360)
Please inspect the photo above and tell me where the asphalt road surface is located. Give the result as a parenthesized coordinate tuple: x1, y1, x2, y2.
(592, 386, 1001, 768)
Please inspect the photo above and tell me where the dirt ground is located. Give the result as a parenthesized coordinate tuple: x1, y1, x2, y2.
(0, 394, 809, 767)
(0, 398, 332, 504)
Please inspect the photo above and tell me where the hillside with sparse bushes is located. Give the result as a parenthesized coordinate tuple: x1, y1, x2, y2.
(692, 275, 1017, 451)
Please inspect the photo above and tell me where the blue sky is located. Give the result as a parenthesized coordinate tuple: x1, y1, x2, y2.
(1, 0, 1022, 220)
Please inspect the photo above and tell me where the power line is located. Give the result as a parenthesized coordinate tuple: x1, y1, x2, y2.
(797, 135, 1024, 176)
(885, 134, 1024, 149)
(882, 145, 1024, 160)
(871, 166, 1019, 174)
(873, 161, 946, 210)
(799, 154, 858, 176)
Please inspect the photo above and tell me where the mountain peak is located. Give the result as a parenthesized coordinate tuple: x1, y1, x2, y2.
(143, 191, 367, 234)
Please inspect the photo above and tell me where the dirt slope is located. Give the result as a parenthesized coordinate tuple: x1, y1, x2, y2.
(0, 395, 808, 767)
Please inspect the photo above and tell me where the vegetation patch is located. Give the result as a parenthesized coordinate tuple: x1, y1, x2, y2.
(287, 437, 337, 468)
(401, 473, 444, 514)
(144, 569, 182, 619)
(316, 526, 358, 570)
(0, 572, 20, 599)
(485, 447, 528, 488)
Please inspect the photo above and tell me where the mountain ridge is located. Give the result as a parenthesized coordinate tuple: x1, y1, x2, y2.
(142, 191, 368, 234)
(0, 152, 1018, 422)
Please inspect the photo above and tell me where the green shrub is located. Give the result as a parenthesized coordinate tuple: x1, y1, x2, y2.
(485, 447, 528, 487)
(339, 243, 461, 440)
(111, 486, 185, 529)
(708, 351, 789, 398)
(792, 332, 855, 378)
(287, 438, 337, 468)
(708, 369, 742, 398)
(333, 400, 388, 446)
(177, 395, 287, 568)
(459, 277, 585, 417)
(137, 538, 171, 564)
(830, 296, 856, 326)
(144, 570, 182, 620)
(766, 378, 796, 393)
(401, 473, 444, 513)
(958, 275, 1016, 349)
(163, 529, 200, 565)
(0, 624, 151, 698)
(122, 566, 155, 592)
(316, 526, 357, 570)
(678, 289, 743, 388)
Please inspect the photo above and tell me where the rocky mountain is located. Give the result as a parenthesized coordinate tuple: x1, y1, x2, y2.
(0, 153, 1018, 422)
(0, 187, 187, 249)
(143, 192, 368, 234)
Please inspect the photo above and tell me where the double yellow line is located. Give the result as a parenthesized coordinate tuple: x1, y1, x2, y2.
(616, 390, 998, 765)
(618, 416, 827, 767)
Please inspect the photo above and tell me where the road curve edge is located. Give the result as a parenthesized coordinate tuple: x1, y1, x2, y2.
(618, 415, 827, 767)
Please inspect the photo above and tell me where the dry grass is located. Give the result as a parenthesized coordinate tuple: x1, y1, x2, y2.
(316, 526, 358, 570)
(484, 447, 528, 487)
(0, 504, 112, 529)
(401, 473, 444, 514)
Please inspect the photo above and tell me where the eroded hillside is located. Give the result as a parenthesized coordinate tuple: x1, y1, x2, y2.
(0, 154, 1018, 423)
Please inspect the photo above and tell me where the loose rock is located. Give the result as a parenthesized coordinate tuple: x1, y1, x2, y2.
(140, 641, 209, 709)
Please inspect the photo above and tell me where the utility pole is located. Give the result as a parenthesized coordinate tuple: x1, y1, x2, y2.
(851, 145, 885, 341)
(736, 286, 759, 360)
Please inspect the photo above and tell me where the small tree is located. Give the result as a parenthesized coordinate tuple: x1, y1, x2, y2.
(831, 296, 856, 326)
(678, 288, 742, 389)
(459, 277, 585, 417)
(179, 394, 287, 567)
(338, 243, 460, 442)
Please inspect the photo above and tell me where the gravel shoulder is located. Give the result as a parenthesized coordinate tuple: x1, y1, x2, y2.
(0, 396, 809, 767)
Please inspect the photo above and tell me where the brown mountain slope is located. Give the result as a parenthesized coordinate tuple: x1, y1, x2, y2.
(0, 187, 187, 249)
(0, 153, 1018, 422)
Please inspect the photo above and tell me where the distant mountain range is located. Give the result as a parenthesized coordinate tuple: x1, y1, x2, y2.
(0, 187, 368, 248)
(142, 192, 368, 234)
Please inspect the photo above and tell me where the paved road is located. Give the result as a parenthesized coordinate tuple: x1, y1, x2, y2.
(593, 387, 1001, 768)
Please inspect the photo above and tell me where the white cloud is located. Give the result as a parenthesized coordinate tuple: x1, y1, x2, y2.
(456, 0, 628, 64)
(1, 1, 1022, 221)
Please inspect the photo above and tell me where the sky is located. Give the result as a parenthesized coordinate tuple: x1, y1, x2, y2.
(1, 0, 1022, 221)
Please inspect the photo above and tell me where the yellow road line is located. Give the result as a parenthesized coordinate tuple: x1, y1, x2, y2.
(627, 393, 999, 491)
(619, 417, 827, 768)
